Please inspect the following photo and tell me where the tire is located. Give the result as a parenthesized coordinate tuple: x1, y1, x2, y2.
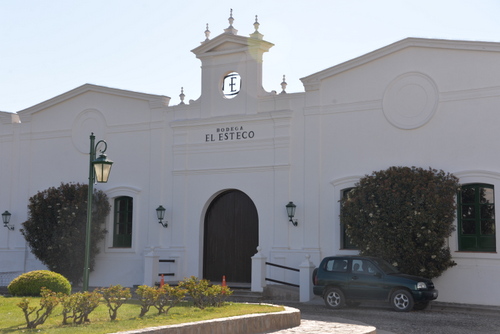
(390, 289, 414, 312)
(323, 287, 345, 309)
(413, 301, 430, 311)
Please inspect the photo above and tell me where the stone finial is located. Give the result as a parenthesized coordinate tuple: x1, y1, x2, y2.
(204, 23, 210, 42)
(224, 8, 238, 35)
(179, 87, 185, 105)
(280, 75, 287, 94)
(254, 15, 260, 31)
(250, 15, 263, 40)
(228, 8, 234, 26)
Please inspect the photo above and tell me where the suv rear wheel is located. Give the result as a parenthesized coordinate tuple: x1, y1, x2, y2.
(390, 289, 414, 312)
(324, 287, 345, 309)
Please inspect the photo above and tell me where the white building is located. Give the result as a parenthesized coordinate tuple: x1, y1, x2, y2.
(2, 13, 500, 306)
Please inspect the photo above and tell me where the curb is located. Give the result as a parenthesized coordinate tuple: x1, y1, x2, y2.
(109, 305, 301, 334)
(430, 301, 500, 315)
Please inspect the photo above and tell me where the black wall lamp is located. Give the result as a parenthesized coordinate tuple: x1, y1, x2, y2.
(286, 202, 298, 226)
(2, 211, 14, 230)
(156, 205, 167, 228)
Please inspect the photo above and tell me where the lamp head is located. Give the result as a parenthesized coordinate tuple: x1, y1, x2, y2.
(285, 202, 298, 226)
(156, 205, 167, 228)
(93, 153, 113, 183)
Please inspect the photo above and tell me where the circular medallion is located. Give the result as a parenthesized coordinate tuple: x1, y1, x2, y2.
(72, 109, 107, 153)
(382, 73, 438, 129)
(222, 72, 241, 99)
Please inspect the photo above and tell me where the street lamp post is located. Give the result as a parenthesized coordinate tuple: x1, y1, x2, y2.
(83, 133, 113, 291)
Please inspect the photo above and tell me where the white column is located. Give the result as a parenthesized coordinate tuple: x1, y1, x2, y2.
(143, 251, 159, 286)
(299, 254, 315, 302)
(251, 246, 267, 292)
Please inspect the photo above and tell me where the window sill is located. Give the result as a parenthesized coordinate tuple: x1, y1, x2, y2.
(105, 247, 135, 254)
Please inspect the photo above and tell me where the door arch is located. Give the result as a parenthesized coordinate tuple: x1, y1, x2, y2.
(203, 189, 258, 283)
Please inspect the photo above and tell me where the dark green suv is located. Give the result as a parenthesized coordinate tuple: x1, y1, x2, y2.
(313, 256, 438, 312)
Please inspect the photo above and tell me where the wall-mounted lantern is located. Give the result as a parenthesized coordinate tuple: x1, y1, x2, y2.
(2, 211, 13, 230)
(286, 202, 298, 226)
(156, 205, 167, 228)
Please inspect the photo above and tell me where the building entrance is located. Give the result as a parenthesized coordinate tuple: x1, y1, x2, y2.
(203, 190, 258, 283)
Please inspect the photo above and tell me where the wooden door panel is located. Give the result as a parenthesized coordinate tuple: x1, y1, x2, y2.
(203, 190, 258, 283)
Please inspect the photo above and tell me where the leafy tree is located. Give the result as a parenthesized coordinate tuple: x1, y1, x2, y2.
(341, 166, 459, 279)
(21, 183, 110, 285)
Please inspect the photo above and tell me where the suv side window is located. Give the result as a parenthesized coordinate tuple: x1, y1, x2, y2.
(325, 259, 348, 272)
(351, 259, 379, 275)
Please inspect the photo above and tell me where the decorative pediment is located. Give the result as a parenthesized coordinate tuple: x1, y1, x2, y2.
(301, 37, 500, 89)
(17, 83, 170, 121)
(192, 33, 273, 58)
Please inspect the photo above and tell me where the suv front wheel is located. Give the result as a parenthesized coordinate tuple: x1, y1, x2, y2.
(324, 287, 345, 309)
(390, 289, 414, 312)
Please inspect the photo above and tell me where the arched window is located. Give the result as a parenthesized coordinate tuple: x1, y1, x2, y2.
(458, 184, 496, 252)
(113, 196, 133, 248)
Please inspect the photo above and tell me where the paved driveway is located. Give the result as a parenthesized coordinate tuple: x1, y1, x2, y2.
(266, 297, 500, 334)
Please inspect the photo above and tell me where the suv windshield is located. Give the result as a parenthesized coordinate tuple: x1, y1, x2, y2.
(372, 258, 400, 274)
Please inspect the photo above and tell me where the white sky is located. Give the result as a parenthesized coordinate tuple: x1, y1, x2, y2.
(2, 0, 500, 112)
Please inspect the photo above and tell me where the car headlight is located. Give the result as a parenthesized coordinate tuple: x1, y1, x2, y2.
(417, 282, 427, 290)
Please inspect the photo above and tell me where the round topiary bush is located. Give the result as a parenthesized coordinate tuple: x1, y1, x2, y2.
(341, 166, 459, 279)
(8, 270, 71, 296)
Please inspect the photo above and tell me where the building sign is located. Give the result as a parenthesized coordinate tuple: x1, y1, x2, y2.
(222, 72, 241, 99)
(205, 126, 255, 142)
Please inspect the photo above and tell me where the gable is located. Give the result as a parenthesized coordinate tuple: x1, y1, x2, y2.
(301, 38, 500, 91)
(17, 84, 169, 123)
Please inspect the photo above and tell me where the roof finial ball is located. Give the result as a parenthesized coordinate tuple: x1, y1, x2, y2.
(250, 14, 263, 40)
(204, 23, 210, 41)
(254, 15, 260, 32)
(228, 8, 234, 27)
(179, 87, 185, 105)
(280, 75, 287, 94)
(224, 9, 238, 35)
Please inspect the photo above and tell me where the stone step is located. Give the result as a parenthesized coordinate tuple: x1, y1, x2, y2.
(263, 284, 299, 301)
(227, 288, 265, 303)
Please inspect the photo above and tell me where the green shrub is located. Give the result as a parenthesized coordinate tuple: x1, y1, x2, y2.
(178, 276, 231, 309)
(178, 276, 210, 309)
(135, 285, 160, 317)
(21, 182, 110, 285)
(17, 287, 60, 329)
(135, 284, 187, 317)
(8, 270, 71, 296)
(160, 285, 187, 315)
(205, 285, 233, 307)
(98, 285, 132, 321)
(60, 290, 101, 324)
(341, 166, 459, 279)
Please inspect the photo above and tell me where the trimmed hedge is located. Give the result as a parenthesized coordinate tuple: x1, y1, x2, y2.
(8, 270, 71, 296)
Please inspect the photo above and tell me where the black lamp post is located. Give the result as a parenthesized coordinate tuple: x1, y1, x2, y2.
(83, 133, 113, 291)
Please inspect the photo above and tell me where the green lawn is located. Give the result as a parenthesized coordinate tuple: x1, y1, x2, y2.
(0, 296, 283, 333)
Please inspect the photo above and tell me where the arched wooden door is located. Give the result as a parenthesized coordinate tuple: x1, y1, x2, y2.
(203, 190, 258, 283)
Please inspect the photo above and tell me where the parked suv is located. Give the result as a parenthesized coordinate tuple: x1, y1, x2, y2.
(313, 256, 438, 312)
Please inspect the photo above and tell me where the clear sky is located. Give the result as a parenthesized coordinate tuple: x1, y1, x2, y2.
(2, 0, 500, 112)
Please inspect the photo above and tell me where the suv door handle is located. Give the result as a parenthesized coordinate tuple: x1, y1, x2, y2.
(351, 276, 359, 280)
